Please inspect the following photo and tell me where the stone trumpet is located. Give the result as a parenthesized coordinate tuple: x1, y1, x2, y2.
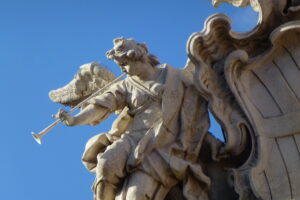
(31, 73, 126, 144)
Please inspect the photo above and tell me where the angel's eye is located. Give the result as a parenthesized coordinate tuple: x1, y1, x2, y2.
(116, 45, 123, 52)
(119, 62, 126, 67)
(84, 73, 92, 79)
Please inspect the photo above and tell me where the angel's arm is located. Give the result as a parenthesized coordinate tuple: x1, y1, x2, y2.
(74, 104, 111, 126)
(56, 80, 128, 126)
(56, 104, 111, 126)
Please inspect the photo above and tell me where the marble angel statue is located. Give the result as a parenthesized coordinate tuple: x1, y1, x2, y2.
(49, 37, 222, 200)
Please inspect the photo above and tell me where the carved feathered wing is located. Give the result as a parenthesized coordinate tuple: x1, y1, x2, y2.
(49, 62, 116, 107)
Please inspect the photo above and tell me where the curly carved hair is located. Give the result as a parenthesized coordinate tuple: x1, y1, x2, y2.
(106, 37, 160, 67)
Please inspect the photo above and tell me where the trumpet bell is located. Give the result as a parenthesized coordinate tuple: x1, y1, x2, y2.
(31, 132, 42, 144)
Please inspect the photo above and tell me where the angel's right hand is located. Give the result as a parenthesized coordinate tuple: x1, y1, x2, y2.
(53, 109, 75, 126)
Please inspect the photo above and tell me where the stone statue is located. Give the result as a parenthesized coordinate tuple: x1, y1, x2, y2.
(38, 1, 300, 199)
(50, 38, 222, 200)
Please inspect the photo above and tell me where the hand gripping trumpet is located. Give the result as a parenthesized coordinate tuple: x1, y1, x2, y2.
(31, 73, 126, 144)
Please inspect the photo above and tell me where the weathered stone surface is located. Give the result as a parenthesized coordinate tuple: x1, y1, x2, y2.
(185, 0, 300, 199)
(50, 38, 224, 199)
(35, 1, 300, 199)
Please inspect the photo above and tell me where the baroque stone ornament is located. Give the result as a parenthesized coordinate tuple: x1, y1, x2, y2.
(33, 0, 300, 199)
(49, 38, 223, 200)
(212, 0, 259, 11)
(185, 0, 300, 199)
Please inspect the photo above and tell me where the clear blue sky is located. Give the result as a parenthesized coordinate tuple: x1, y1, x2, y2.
(0, 1, 258, 199)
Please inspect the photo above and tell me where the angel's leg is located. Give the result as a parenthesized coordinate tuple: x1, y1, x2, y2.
(93, 135, 135, 200)
(117, 170, 169, 200)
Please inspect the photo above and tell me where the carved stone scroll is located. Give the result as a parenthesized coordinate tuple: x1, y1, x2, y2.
(188, 0, 300, 199)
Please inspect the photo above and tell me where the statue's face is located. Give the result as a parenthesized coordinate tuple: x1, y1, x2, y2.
(108, 38, 150, 77)
(117, 59, 144, 77)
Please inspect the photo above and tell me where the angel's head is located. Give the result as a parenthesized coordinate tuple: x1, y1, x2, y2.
(106, 37, 160, 70)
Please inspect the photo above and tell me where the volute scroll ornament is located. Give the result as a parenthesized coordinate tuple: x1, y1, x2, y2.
(185, 0, 300, 199)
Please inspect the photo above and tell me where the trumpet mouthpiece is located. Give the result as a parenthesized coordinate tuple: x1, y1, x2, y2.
(31, 132, 42, 145)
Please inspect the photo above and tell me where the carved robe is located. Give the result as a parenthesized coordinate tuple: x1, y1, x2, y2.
(85, 64, 211, 199)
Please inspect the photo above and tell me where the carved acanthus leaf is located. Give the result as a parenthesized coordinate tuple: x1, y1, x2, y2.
(212, 0, 250, 8)
(211, 0, 259, 12)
